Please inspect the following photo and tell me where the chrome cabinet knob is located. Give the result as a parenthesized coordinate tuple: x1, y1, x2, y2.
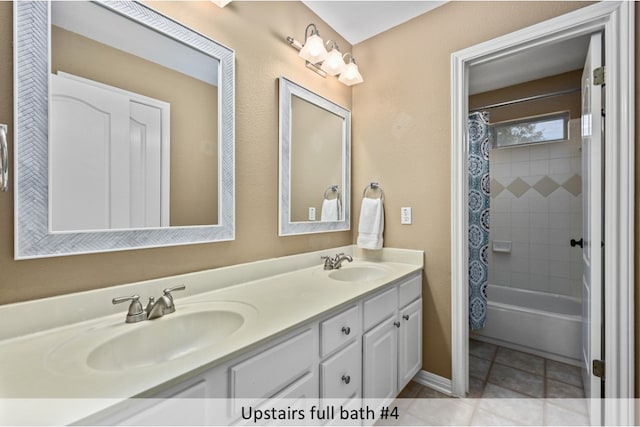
(341, 326, 351, 335)
(394, 321, 401, 328)
(341, 375, 351, 384)
(403, 314, 410, 321)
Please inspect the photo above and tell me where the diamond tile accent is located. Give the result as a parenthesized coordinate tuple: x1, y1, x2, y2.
(562, 174, 582, 196)
(491, 179, 505, 197)
(533, 176, 560, 197)
(506, 177, 531, 198)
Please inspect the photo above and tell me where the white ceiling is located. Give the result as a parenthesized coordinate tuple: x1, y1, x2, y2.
(301, 1, 446, 45)
(303, 1, 591, 93)
(469, 34, 591, 94)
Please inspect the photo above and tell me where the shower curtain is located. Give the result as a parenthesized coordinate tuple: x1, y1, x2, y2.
(468, 112, 490, 330)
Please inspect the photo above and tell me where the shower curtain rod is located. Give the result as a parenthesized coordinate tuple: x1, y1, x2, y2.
(469, 87, 581, 112)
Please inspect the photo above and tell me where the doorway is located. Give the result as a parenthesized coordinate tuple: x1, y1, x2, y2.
(450, 1, 633, 424)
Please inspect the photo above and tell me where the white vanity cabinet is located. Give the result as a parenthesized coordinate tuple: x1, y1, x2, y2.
(363, 274, 422, 398)
(87, 272, 422, 426)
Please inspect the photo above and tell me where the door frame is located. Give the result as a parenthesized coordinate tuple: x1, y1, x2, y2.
(450, 0, 634, 422)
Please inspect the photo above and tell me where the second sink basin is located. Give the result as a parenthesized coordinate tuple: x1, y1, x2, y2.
(328, 264, 392, 282)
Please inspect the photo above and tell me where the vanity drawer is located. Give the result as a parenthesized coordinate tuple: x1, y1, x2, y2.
(320, 305, 361, 357)
(320, 339, 361, 399)
(363, 286, 397, 331)
(230, 329, 314, 398)
(398, 274, 422, 308)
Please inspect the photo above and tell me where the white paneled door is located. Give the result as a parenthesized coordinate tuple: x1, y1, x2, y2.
(50, 73, 169, 231)
(580, 32, 603, 404)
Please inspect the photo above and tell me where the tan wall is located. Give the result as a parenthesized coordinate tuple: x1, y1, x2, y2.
(52, 25, 220, 226)
(2, 0, 638, 393)
(0, 1, 352, 305)
(469, 69, 583, 123)
(290, 95, 343, 222)
(352, 1, 594, 379)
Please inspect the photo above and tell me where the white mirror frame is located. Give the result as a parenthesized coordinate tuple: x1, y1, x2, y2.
(14, 1, 235, 259)
(278, 77, 351, 236)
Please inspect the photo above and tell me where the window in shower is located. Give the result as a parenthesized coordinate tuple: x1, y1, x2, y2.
(492, 111, 570, 148)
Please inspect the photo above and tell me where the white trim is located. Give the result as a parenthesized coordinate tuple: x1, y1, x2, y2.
(412, 370, 452, 396)
(451, 1, 634, 423)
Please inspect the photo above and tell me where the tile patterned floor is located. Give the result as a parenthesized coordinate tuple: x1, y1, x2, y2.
(382, 340, 590, 426)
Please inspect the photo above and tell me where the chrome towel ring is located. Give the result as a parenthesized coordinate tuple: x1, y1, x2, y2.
(324, 185, 340, 200)
(362, 182, 384, 200)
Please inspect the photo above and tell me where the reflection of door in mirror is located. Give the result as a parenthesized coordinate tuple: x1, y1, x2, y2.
(290, 95, 344, 222)
(50, 73, 169, 231)
(51, 1, 219, 229)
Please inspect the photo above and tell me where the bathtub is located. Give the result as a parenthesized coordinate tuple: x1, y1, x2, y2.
(470, 284, 582, 365)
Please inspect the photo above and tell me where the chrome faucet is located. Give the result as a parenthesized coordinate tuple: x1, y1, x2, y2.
(112, 285, 186, 323)
(321, 253, 353, 270)
(146, 285, 186, 320)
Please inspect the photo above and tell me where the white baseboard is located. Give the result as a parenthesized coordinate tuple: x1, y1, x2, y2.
(412, 370, 452, 396)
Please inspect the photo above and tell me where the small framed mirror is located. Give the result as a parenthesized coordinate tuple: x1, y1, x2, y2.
(14, 1, 235, 258)
(278, 77, 351, 236)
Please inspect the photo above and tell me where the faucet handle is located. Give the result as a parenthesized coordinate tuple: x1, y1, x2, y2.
(321, 256, 333, 270)
(112, 295, 146, 323)
(163, 284, 186, 296)
(163, 285, 186, 303)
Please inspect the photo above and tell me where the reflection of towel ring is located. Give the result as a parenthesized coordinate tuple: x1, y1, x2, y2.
(362, 182, 384, 200)
(0, 124, 8, 192)
(324, 185, 340, 200)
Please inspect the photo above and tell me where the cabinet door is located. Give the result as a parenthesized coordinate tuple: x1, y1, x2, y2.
(274, 371, 318, 399)
(230, 328, 314, 398)
(363, 316, 398, 399)
(398, 299, 422, 391)
(114, 380, 208, 426)
(320, 339, 361, 400)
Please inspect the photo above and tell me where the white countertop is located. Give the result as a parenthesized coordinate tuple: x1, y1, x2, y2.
(0, 246, 423, 425)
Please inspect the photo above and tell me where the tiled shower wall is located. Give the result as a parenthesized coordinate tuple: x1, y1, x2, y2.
(488, 118, 582, 298)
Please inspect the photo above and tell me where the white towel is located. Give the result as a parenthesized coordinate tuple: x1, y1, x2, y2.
(357, 197, 384, 250)
(321, 198, 340, 221)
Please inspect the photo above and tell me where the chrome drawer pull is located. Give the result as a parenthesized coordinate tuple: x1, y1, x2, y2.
(341, 326, 351, 335)
(341, 375, 351, 384)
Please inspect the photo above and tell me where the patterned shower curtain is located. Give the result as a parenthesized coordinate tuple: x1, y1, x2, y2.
(468, 112, 490, 330)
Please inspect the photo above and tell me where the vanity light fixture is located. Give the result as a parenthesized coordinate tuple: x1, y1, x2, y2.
(286, 24, 363, 86)
(298, 23, 328, 64)
(338, 53, 364, 86)
(320, 41, 347, 76)
(210, 0, 232, 7)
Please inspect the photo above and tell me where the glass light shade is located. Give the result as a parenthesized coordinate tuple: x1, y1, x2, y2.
(299, 34, 328, 64)
(338, 62, 363, 86)
(320, 48, 346, 76)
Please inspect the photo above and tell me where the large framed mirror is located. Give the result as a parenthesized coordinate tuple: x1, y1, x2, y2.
(278, 77, 351, 236)
(14, 1, 235, 258)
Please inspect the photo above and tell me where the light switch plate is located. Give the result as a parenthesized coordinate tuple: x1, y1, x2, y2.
(401, 207, 412, 225)
(308, 207, 316, 221)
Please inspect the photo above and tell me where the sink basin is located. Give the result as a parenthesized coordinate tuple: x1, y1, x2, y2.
(87, 310, 244, 371)
(328, 265, 391, 282)
(45, 301, 258, 375)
